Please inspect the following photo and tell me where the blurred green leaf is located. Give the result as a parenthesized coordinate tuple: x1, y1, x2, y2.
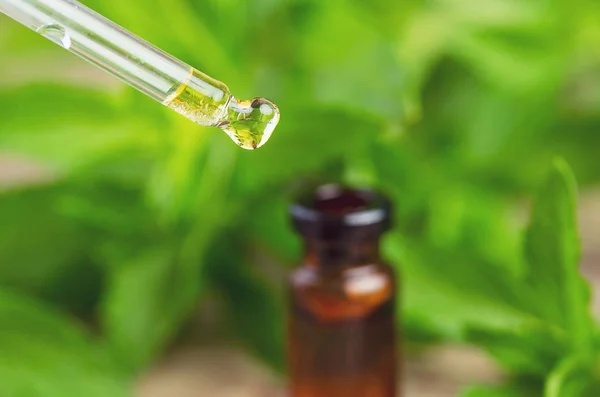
(0, 186, 83, 291)
(102, 135, 240, 372)
(207, 237, 286, 371)
(0, 84, 160, 174)
(0, 185, 104, 314)
(146, 131, 237, 227)
(545, 355, 600, 397)
(448, 0, 566, 95)
(297, 3, 403, 119)
(466, 326, 568, 377)
(244, 191, 300, 263)
(0, 288, 127, 396)
(101, 248, 191, 372)
(460, 160, 596, 392)
(524, 159, 593, 352)
(0, 83, 118, 127)
(384, 233, 531, 341)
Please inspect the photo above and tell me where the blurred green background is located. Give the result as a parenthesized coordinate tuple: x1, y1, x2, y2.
(1, 0, 600, 396)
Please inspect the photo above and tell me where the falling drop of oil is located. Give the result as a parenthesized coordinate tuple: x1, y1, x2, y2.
(36, 24, 71, 49)
(218, 97, 280, 150)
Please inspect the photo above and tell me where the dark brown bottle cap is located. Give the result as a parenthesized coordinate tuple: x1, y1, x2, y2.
(290, 184, 392, 241)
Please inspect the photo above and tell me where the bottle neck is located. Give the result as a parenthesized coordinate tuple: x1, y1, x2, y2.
(303, 238, 381, 267)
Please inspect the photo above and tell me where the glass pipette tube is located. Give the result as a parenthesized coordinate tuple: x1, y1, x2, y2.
(0, 0, 280, 150)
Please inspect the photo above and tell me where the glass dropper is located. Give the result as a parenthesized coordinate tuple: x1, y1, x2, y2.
(0, 0, 280, 150)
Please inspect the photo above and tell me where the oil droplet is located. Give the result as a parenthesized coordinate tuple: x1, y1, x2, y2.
(218, 97, 280, 150)
(36, 24, 71, 49)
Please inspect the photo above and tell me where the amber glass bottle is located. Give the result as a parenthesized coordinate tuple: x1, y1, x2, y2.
(288, 184, 398, 397)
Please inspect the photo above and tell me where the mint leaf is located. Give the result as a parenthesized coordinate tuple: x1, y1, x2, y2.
(102, 136, 244, 372)
(384, 234, 533, 340)
(207, 239, 285, 371)
(243, 192, 301, 263)
(465, 325, 568, 377)
(297, 3, 403, 119)
(0, 84, 160, 174)
(0, 288, 126, 396)
(0, 185, 104, 314)
(524, 159, 593, 353)
(463, 160, 594, 378)
(100, 248, 197, 372)
(0, 186, 83, 290)
(545, 355, 600, 397)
